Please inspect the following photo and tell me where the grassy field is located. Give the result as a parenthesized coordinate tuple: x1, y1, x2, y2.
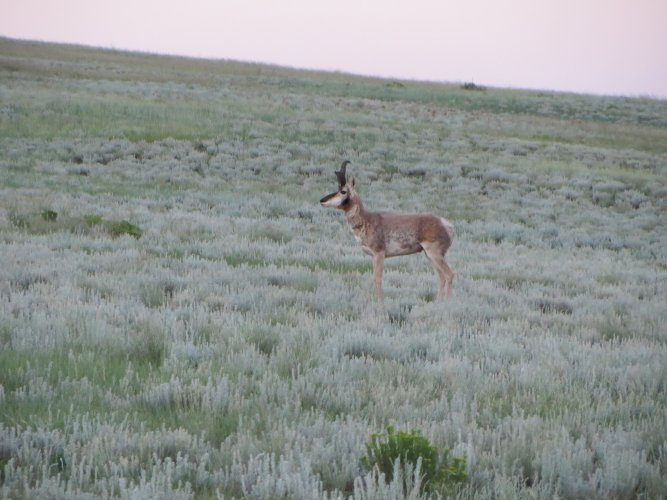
(1, 37, 666, 498)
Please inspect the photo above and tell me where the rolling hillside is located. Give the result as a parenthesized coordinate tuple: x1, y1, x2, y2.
(1, 37, 666, 498)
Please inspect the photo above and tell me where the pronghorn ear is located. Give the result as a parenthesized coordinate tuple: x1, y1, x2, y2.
(350, 177, 356, 187)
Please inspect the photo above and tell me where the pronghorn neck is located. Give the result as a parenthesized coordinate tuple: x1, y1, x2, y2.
(343, 194, 365, 220)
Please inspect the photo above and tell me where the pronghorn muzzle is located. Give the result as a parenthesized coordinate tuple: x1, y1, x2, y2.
(320, 192, 338, 205)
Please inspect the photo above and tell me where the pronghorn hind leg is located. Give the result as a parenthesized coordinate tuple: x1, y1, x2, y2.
(429, 257, 447, 301)
(441, 259, 455, 299)
(422, 243, 454, 301)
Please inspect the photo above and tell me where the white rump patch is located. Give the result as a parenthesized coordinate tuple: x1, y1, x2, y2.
(440, 218, 456, 240)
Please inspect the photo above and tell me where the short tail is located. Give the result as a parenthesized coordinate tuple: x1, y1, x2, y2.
(441, 217, 456, 241)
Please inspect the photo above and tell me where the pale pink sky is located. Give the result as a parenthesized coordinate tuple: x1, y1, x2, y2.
(2, 0, 666, 98)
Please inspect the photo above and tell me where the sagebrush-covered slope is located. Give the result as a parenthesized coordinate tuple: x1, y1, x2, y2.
(1, 37, 666, 498)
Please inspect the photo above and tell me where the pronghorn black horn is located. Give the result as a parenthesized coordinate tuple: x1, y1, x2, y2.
(336, 160, 350, 187)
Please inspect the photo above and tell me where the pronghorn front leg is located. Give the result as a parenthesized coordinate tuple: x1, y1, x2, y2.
(422, 242, 454, 301)
(371, 251, 385, 300)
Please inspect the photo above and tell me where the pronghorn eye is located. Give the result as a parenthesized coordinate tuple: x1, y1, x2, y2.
(341, 189, 348, 195)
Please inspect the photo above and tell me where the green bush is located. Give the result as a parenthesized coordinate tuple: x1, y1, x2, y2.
(462, 82, 486, 91)
(40, 209, 58, 221)
(83, 214, 103, 226)
(361, 426, 467, 494)
(106, 220, 142, 239)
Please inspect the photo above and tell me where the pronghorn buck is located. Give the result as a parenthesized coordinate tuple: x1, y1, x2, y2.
(320, 161, 455, 300)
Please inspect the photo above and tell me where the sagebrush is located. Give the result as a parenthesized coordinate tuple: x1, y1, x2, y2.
(0, 37, 666, 499)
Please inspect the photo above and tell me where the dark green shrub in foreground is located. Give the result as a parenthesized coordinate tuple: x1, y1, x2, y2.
(361, 426, 467, 495)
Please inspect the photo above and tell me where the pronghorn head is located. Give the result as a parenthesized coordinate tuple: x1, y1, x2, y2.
(320, 160, 357, 209)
